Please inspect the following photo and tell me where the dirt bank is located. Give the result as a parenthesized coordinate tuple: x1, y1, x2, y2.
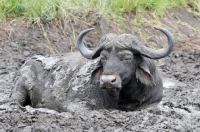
(0, 7, 200, 131)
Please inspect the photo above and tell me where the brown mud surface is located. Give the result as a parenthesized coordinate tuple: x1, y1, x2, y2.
(0, 7, 200, 131)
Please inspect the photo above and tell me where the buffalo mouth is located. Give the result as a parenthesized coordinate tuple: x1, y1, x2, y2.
(101, 85, 120, 90)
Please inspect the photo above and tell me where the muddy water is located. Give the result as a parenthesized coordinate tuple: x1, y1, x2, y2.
(0, 42, 200, 131)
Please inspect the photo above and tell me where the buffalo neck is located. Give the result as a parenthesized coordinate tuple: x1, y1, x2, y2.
(117, 75, 145, 110)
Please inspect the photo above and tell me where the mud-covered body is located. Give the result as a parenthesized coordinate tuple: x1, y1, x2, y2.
(12, 53, 104, 112)
(12, 52, 163, 112)
(12, 27, 174, 112)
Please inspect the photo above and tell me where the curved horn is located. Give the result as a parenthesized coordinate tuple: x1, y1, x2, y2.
(132, 27, 174, 59)
(76, 28, 102, 59)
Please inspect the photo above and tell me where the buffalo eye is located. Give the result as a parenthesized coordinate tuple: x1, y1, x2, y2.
(118, 51, 133, 63)
(122, 55, 133, 63)
(100, 53, 107, 64)
(100, 57, 107, 64)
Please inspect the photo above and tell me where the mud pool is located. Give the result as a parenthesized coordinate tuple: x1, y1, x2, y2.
(0, 42, 199, 131)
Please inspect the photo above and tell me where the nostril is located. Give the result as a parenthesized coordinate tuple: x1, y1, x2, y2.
(111, 77, 116, 83)
(101, 78, 104, 83)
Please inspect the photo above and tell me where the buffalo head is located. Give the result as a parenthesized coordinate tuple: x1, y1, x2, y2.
(77, 27, 174, 109)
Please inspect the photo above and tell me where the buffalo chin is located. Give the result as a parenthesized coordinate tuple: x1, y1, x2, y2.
(101, 87, 120, 98)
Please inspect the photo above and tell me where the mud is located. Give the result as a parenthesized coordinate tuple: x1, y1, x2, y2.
(0, 7, 200, 131)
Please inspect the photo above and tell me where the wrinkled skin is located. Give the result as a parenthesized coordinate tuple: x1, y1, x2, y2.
(12, 28, 173, 111)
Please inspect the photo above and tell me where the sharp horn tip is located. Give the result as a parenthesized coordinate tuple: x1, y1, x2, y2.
(88, 28, 95, 31)
(79, 28, 95, 36)
(82, 28, 95, 33)
(154, 26, 161, 30)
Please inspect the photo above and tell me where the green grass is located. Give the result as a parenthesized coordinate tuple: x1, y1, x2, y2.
(0, 0, 200, 23)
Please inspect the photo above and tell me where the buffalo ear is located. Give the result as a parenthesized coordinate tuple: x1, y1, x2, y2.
(90, 62, 103, 84)
(136, 62, 155, 87)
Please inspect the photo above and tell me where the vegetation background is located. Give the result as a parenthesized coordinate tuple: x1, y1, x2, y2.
(0, 0, 200, 24)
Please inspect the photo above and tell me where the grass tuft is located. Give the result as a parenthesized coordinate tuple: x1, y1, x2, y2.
(0, 0, 200, 24)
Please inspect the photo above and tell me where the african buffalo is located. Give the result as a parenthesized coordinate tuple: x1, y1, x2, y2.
(12, 27, 174, 112)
